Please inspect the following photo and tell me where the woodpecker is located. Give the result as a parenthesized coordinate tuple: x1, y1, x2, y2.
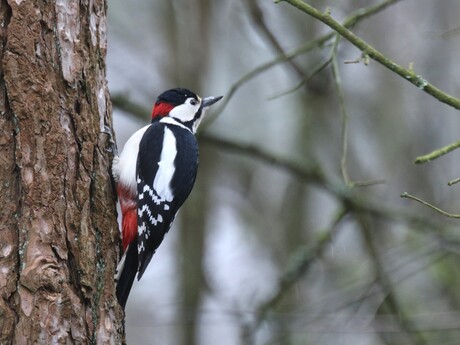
(112, 88, 222, 309)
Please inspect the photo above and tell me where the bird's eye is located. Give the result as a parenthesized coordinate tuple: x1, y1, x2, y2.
(190, 99, 198, 106)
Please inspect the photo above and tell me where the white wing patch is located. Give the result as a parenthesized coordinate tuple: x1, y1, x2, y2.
(153, 127, 177, 202)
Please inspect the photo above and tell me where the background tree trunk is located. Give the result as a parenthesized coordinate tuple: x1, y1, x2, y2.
(0, 0, 123, 343)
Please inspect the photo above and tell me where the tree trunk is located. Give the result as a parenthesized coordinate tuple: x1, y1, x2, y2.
(0, 0, 123, 343)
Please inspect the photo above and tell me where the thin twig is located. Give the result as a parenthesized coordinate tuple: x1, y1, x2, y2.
(267, 56, 332, 100)
(448, 177, 460, 186)
(330, 35, 385, 188)
(401, 192, 460, 219)
(414, 140, 460, 164)
(330, 34, 351, 185)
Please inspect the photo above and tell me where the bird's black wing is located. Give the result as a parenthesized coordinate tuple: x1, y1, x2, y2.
(136, 122, 198, 279)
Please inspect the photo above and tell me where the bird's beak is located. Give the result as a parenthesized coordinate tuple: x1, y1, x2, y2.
(201, 95, 223, 109)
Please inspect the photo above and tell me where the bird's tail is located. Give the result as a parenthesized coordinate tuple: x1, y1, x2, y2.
(115, 242, 138, 309)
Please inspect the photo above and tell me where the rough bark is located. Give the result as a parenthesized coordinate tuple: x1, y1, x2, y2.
(0, 0, 123, 344)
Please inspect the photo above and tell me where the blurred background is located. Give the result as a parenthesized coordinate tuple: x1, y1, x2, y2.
(107, 0, 460, 344)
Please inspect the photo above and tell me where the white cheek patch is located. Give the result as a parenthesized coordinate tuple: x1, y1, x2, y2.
(169, 99, 200, 123)
(153, 127, 177, 201)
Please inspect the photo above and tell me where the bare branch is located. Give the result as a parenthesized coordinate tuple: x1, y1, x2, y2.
(211, 0, 407, 118)
(201, 134, 454, 230)
(276, 0, 460, 110)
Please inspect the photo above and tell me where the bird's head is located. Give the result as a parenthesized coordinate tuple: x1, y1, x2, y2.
(151, 88, 222, 133)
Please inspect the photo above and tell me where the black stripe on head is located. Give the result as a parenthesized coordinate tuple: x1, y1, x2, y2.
(156, 88, 198, 106)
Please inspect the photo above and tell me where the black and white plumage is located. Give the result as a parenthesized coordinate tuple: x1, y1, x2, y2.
(113, 88, 222, 309)
(136, 119, 198, 277)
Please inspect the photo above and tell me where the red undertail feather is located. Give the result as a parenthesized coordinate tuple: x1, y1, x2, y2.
(116, 185, 137, 251)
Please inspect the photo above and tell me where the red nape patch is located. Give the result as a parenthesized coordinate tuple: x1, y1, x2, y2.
(152, 102, 174, 119)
